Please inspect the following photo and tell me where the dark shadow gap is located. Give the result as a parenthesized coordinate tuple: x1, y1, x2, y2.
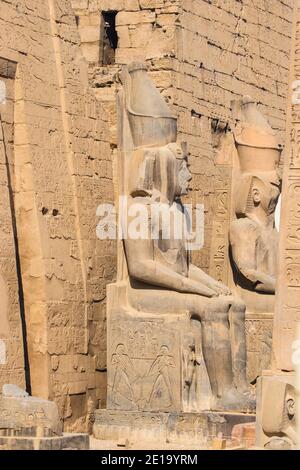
(101, 11, 118, 65)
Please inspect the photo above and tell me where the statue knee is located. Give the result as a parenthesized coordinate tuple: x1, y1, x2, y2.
(203, 309, 229, 323)
(231, 298, 246, 313)
(207, 298, 230, 314)
(230, 301, 246, 327)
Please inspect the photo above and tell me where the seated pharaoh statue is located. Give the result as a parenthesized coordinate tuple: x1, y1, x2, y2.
(230, 97, 282, 309)
(106, 62, 255, 414)
(228, 98, 282, 381)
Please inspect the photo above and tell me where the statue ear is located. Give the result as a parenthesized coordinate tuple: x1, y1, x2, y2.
(286, 398, 295, 418)
(285, 384, 296, 418)
(252, 186, 261, 204)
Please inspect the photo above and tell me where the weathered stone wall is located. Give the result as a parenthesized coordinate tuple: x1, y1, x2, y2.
(0, 0, 114, 431)
(0, 59, 25, 391)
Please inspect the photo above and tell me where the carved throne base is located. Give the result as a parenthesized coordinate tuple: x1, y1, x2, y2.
(255, 372, 296, 450)
(245, 312, 273, 383)
(93, 409, 255, 447)
(105, 283, 209, 413)
(94, 283, 255, 447)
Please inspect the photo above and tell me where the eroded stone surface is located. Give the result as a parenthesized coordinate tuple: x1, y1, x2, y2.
(0, 433, 89, 450)
(0, 386, 62, 437)
(2, 384, 28, 398)
(93, 409, 255, 448)
(0, 0, 114, 432)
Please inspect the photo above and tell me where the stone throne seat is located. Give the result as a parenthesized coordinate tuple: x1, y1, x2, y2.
(98, 280, 254, 445)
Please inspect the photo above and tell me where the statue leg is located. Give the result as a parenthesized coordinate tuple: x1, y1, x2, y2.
(192, 299, 234, 408)
(191, 297, 255, 412)
(229, 299, 251, 394)
(183, 382, 190, 411)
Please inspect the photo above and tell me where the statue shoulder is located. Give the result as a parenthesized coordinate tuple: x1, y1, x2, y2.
(230, 217, 258, 240)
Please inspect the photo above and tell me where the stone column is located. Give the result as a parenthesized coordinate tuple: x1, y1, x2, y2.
(273, 0, 300, 372)
(256, 2, 300, 450)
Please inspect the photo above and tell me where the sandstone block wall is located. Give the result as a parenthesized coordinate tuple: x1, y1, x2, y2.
(0, 0, 114, 431)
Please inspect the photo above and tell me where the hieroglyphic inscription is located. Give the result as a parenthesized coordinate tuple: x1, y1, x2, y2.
(209, 165, 232, 284)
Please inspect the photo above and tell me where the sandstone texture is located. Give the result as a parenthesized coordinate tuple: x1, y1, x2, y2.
(0, 0, 295, 445)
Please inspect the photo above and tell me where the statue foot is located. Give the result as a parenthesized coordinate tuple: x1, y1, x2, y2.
(212, 388, 256, 413)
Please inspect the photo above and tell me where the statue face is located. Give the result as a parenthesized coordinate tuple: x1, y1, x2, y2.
(178, 158, 192, 196)
(167, 143, 192, 197)
(252, 174, 281, 215)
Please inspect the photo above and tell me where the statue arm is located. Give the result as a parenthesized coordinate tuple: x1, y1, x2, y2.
(230, 223, 276, 293)
(124, 238, 216, 297)
(188, 264, 231, 295)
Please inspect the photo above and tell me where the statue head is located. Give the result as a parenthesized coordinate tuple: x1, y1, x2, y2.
(128, 142, 191, 203)
(263, 381, 297, 449)
(167, 142, 192, 197)
(232, 96, 283, 173)
(121, 62, 192, 203)
(121, 62, 177, 149)
(235, 171, 281, 218)
(232, 96, 283, 218)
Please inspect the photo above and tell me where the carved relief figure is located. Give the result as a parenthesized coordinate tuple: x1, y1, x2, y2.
(119, 63, 255, 412)
(182, 333, 201, 412)
(230, 97, 282, 304)
(111, 344, 139, 407)
(148, 345, 175, 409)
(0, 273, 9, 339)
